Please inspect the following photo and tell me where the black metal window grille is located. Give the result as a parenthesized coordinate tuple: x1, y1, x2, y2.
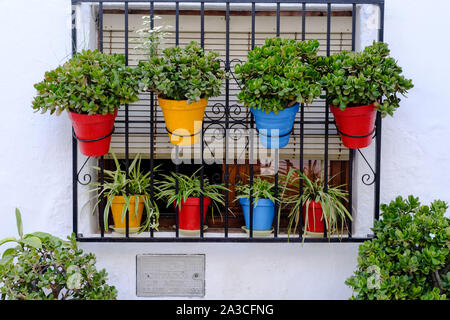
(72, 0, 385, 243)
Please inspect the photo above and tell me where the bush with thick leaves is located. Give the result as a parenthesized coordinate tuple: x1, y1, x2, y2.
(235, 38, 322, 114)
(136, 41, 225, 104)
(346, 196, 449, 300)
(320, 41, 414, 117)
(32, 50, 139, 115)
(0, 209, 117, 300)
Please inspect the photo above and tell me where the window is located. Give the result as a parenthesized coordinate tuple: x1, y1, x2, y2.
(73, 1, 384, 242)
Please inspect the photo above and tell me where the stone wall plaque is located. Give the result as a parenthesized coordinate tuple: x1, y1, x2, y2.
(136, 254, 205, 297)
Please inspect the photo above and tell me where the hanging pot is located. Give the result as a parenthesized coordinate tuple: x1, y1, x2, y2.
(175, 197, 212, 231)
(251, 103, 299, 149)
(302, 201, 324, 234)
(110, 195, 145, 231)
(158, 97, 208, 146)
(330, 103, 377, 149)
(68, 110, 117, 157)
(239, 198, 275, 231)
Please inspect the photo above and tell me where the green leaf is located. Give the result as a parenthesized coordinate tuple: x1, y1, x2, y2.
(0, 255, 13, 266)
(20, 236, 42, 249)
(0, 237, 17, 246)
(15, 208, 23, 239)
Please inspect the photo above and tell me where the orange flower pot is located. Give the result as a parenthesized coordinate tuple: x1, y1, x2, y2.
(157, 97, 208, 145)
(109, 195, 145, 230)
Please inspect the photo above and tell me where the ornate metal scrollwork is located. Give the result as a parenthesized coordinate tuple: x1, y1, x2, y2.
(357, 149, 376, 186)
(205, 102, 226, 122)
(77, 156, 92, 186)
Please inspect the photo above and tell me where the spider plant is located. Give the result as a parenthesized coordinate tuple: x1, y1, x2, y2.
(281, 168, 352, 240)
(235, 176, 279, 207)
(87, 151, 160, 233)
(155, 168, 230, 220)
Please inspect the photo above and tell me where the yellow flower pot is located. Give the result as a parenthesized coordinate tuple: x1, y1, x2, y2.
(157, 96, 208, 145)
(109, 195, 145, 230)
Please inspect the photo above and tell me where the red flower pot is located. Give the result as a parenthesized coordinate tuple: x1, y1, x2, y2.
(330, 103, 377, 149)
(68, 110, 117, 157)
(302, 201, 324, 233)
(175, 197, 212, 231)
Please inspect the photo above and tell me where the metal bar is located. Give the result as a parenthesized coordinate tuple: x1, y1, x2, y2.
(323, 2, 331, 238)
(176, 1, 179, 46)
(72, 6, 78, 237)
(224, 1, 230, 238)
(348, 3, 356, 237)
(200, 139, 204, 238)
(348, 149, 353, 237)
(299, 2, 305, 240)
(99, 157, 105, 237)
(249, 1, 255, 238)
(149, 1, 155, 238)
(173, 4, 180, 239)
(72, 0, 385, 4)
(302, 2, 306, 40)
(175, 146, 179, 238)
(351, 2, 356, 51)
(273, 1, 281, 238)
(276, 2, 280, 36)
(374, 1, 384, 220)
(98, 2, 105, 239)
(113, 119, 337, 125)
(125, 1, 130, 238)
(274, 151, 279, 237)
(77, 236, 372, 243)
(99, 2, 103, 52)
(201, 2, 205, 48)
(199, 2, 205, 239)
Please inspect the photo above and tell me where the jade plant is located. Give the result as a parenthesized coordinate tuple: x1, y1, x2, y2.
(0, 209, 117, 300)
(235, 37, 322, 114)
(32, 49, 140, 115)
(346, 196, 449, 300)
(136, 41, 225, 103)
(320, 41, 414, 117)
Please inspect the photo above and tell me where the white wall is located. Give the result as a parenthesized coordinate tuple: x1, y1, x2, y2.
(381, 0, 450, 206)
(0, 0, 449, 300)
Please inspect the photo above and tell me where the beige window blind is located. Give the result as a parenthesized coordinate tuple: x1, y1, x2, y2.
(102, 10, 351, 161)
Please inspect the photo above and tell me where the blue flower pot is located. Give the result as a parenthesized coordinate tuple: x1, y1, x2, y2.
(250, 103, 299, 149)
(239, 198, 275, 231)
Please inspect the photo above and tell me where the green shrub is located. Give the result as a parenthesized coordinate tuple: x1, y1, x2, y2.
(346, 195, 450, 300)
(0, 209, 117, 300)
(32, 50, 139, 115)
(136, 41, 225, 103)
(320, 41, 414, 117)
(235, 37, 322, 114)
